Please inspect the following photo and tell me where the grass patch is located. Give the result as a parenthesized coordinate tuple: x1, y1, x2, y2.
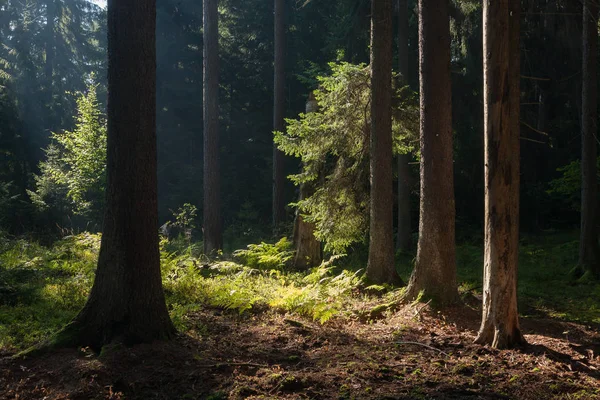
(453, 231, 600, 324)
(0, 232, 98, 350)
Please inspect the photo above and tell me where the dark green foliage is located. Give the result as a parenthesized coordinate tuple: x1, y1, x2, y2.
(0, 0, 106, 153)
(450, 233, 600, 324)
(547, 158, 600, 212)
(0, 84, 30, 232)
(275, 62, 418, 253)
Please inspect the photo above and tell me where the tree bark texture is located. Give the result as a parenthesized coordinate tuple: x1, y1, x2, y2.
(292, 92, 322, 270)
(475, 0, 525, 349)
(366, 0, 402, 285)
(405, 0, 457, 305)
(56, 0, 175, 351)
(272, 0, 286, 231)
(203, 0, 223, 253)
(578, 0, 599, 277)
(396, 0, 412, 252)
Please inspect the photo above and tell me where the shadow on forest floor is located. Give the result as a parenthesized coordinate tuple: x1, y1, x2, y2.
(2, 302, 599, 399)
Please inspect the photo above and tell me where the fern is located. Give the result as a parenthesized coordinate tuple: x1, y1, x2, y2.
(233, 237, 295, 270)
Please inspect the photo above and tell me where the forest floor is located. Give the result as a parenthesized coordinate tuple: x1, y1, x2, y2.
(1, 301, 599, 399)
(1, 231, 600, 399)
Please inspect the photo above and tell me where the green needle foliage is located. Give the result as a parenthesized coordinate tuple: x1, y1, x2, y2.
(547, 157, 600, 212)
(275, 62, 418, 253)
(29, 80, 107, 226)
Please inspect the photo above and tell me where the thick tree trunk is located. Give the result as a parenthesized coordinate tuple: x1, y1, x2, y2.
(404, 0, 457, 305)
(203, 0, 223, 253)
(366, 0, 402, 285)
(292, 93, 322, 270)
(578, 0, 599, 278)
(52, 0, 175, 351)
(475, 0, 525, 349)
(272, 0, 286, 231)
(396, 0, 412, 252)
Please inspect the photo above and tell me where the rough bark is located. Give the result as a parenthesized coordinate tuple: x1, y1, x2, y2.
(404, 0, 457, 305)
(292, 93, 322, 270)
(51, 0, 175, 351)
(475, 0, 525, 349)
(396, 0, 412, 252)
(366, 0, 402, 286)
(272, 0, 286, 231)
(578, 0, 600, 278)
(203, 0, 223, 253)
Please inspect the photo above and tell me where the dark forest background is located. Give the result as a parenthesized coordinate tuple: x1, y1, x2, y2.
(0, 0, 586, 245)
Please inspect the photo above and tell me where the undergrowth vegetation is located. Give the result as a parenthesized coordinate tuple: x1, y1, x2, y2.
(0, 230, 599, 352)
(0, 232, 98, 350)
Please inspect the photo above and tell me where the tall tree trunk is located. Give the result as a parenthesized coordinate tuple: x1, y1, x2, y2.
(272, 0, 286, 232)
(396, 0, 412, 252)
(52, 0, 175, 351)
(45, 0, 55, 96)
(366, 0, 402, 285)
(292, 92, 322, 270)
(475, 0, 525, 349)
(203, 0, 222, 253)
(44, 0, 56, 130)
(404, 0, 457, 305)
(578, 0, 599, 278)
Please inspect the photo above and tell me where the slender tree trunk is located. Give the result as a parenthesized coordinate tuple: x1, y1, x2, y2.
(396, 0, 412, 252)
(44, 0, 56, 131)
(292, 92, 322, 269)
(578, 0, 599, 278)
(475, 0, 525, 349)
(45, 0, 55, 96)
(366, 0, 402, 285)
(530, 84, 549, 230)
(272, 0, 286, 232)
(52, 0, 175, 351)
(203, 0, 222, 253)
(404, 0, 457, 305)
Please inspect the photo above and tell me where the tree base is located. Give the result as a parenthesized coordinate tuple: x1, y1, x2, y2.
(403, 285, 460, 308)
(474, 325, 526, 350)
(571, 264, 599, 282)
(403, 270, 459, 307)
(365, 270, 404, 287)
(17, 313, 176, 359)
(569, 265, 585, 281)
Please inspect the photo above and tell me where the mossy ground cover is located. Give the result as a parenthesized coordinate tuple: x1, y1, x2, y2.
(1, 231, 599, 398)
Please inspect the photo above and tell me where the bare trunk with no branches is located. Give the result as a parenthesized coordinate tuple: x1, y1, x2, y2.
(50, 0, 175, 351)
(396, 0, 412, 252)
(272, 0, 286, 232)
(404, 0, 457, 306)
(578, 0, 600, 279)
(475, 0, 525, 349)
(203, 0, 223, 253)
(366, 0, 402, 285)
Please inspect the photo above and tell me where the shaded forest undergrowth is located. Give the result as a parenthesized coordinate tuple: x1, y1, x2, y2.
(1, 232, 599, 399)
